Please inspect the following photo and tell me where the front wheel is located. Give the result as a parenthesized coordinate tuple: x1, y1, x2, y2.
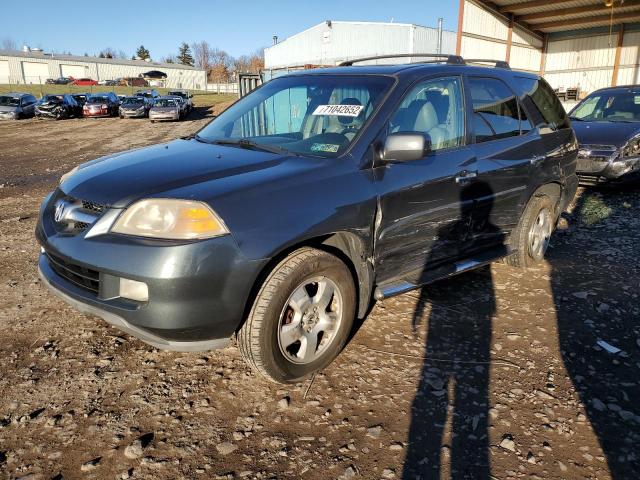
(238, 247, 356, 383)
(506, 193, 556, 268)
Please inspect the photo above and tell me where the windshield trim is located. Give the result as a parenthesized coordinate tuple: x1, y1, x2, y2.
(194, 73, 399, 159)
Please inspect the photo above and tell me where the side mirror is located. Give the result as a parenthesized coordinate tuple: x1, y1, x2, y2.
(382, 132, 430, 162)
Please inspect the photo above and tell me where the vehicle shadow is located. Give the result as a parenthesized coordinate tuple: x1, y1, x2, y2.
(402, 182, 504, 479)
(549, 186, 640, 478)
(185, 106, 214, 122)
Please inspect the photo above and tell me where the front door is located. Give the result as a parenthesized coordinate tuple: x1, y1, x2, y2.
(374, 76, 477, 283)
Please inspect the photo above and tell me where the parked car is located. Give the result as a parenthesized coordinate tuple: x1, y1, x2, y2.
(166, 95, 188, 118)
(70, 93, 91, 108)
(71, 78, 99, 86)
(36, 55, 578, 383)
(119, 96, 152, 118)
(35, 94, 81, 119)
(148, 96, 181, 121)
(168, 90, 193, 112)
(568, 85, 640, 185)
(103, 79, 120, 86)
(134, 89, 159, 102)
(0, 92, 38, 119)
(83, 92, 120, 117)
(45, 77, 72, 85)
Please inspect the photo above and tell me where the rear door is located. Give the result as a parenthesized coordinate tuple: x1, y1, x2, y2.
(464, 75, 543, 250)
(374, 75, 477, 282)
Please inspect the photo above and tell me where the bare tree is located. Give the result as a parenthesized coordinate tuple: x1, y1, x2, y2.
(117, 50, 128, 59)
(2, 37, 17, 51)
(191, 41, 212, 70)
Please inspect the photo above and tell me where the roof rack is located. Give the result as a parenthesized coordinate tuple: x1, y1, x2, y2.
(464, 59, 511, 69)
(339, 53, 465, 67)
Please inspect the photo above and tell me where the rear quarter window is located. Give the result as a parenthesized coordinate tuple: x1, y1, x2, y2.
(515, 76, 570, 131)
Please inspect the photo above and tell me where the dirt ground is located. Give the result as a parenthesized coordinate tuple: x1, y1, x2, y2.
(0, 109, 639, 480)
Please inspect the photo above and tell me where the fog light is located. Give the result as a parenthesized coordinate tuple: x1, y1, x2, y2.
(119, 278, 148, 302)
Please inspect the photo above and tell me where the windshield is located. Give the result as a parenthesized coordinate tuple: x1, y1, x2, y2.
(87, 96, 109, 104)
(41, 95, 63, 103)
(169, 91, 186, 98)
(197, 74, 393, 157)
(570, 89, 640, 122)
(154, 99, 177, 107)
(123, 98, 144, 105)
(136, 92, 152, 98)
(0, 96, 19, 107)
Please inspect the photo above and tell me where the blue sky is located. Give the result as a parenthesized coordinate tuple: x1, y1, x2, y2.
(2, 0, 458, 59)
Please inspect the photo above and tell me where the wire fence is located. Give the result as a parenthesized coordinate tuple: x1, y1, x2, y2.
(0, 77, 240, 103)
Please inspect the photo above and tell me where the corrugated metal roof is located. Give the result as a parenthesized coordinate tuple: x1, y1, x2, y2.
(0, 49, 201, 71)
(474, 0, 640, 33)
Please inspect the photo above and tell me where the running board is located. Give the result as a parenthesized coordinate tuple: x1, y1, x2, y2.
(374, 248, 513, 300)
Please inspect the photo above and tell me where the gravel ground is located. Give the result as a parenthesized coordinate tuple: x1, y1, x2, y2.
(0, 112, 639, 480)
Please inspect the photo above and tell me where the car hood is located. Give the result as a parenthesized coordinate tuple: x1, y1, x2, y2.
(572, 121, 640, 148)
(0, 105, 18, 113)
(61, 139, 303, 208)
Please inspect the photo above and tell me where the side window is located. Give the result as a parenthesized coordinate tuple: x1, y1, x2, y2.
(468, 77, 526, 143)
(389, 76, 465, 151)
(231, 85, 309, 137)
(515, 76, 570, 131)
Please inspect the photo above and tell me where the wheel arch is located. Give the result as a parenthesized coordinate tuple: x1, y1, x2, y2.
(238, 232, 374, 333)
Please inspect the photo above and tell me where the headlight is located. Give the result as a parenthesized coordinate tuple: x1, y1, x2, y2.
(621, 135, 640, 158)
(111, 199, 229, 240)
(60, 165, 79, 184)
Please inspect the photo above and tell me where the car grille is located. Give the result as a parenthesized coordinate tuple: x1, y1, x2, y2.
(53, 195, 106, 234)
(81, 200, 105, 214)
(45, 251, 100, 295)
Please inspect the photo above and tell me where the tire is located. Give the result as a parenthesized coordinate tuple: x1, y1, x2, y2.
(238, 247, 356, 383)
(506, 193, 557, 268)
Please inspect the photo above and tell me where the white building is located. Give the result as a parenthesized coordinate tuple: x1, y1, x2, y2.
(264, 20, 456, 74)
(0, 49, 207, 90)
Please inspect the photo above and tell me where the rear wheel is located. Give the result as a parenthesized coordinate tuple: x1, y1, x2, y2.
(238, 247, 356, 383)
(506, 193, 556, 268)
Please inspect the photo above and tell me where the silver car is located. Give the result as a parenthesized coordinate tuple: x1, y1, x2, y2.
(0, 92, 38, 120)
(149, 96, 181, 122)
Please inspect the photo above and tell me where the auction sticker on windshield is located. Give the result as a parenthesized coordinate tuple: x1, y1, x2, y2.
(313, 104, 364, 117)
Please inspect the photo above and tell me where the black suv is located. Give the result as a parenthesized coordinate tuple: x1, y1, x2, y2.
(36, 55, 578, 383)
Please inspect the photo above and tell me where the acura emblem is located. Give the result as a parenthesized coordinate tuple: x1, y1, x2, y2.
(54, 201, 66, 223)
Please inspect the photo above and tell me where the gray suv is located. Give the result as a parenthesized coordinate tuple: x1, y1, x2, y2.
(36, 54, 578, 383)
(0, 92, 37, 120)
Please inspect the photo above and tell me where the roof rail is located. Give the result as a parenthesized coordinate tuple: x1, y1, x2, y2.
(339, 53, 465, 67)
(465, 59, 511, 70)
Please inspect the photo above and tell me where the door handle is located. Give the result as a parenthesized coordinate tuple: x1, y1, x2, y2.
(455, 170, 478, 184)
(531, 154, 545, 164)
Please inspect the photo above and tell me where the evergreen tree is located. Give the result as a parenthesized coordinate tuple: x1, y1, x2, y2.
(177, 42, 194, 67)
(136, 45, 150, 60)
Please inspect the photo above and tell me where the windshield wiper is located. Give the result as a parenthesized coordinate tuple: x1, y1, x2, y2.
(210, 138, 293, 155)
(607, 119, 639, 123)
(569, 116, 585, 121)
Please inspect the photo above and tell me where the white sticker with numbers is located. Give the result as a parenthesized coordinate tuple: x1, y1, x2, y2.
(312, 104, 364, 117)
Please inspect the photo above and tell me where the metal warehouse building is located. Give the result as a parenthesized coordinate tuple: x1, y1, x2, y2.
(264, 20, 456, 73)
(456, 0, 640, 95)
(0, 50, 207, 90)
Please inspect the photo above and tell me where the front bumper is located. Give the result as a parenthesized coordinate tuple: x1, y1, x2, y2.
(36, 191, 267, 351)
(150, 113, 179, 121)
(121, 110, 146, 118)
(577, 154, 640, 185)
(0, 111, 17, 120)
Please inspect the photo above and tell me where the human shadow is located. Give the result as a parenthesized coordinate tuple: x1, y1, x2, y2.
(403, 182, 506, 479)
(549, 185, 640, 478)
